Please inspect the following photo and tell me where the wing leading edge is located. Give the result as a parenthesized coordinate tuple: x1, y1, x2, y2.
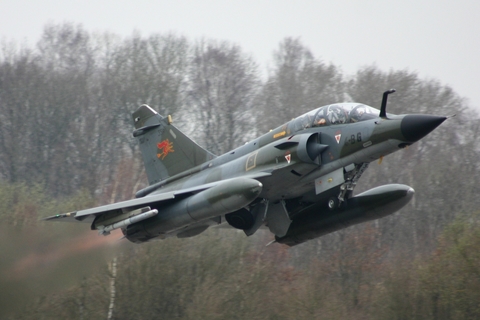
(43, 173, 271, 227)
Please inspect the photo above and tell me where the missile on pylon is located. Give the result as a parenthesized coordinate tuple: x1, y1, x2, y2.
(96, 208, 159, 236)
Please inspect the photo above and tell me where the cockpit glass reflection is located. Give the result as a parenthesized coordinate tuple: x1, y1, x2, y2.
(290, 103, 379, 133)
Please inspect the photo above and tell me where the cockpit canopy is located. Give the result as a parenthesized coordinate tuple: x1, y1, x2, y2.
(290, 103, 380, 132)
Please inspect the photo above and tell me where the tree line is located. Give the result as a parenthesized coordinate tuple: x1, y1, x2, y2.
(1, 184, 478, 319)
(1, 22, 479, 318)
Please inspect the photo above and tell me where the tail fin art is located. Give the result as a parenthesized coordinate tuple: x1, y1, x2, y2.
(132, 105, 215, 185)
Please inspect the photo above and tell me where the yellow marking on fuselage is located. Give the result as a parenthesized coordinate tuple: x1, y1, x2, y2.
(273, 131, 286, 139)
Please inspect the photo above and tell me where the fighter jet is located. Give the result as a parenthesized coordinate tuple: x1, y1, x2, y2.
(45, 90, 447, 246)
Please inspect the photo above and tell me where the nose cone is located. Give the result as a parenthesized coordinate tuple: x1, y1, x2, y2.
(401, 115, 447, 142)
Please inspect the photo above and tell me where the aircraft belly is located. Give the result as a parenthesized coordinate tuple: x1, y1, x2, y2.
(258, 171, 313, 201)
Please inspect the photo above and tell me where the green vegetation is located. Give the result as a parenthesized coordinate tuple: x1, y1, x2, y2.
(2, 186, 478, 319)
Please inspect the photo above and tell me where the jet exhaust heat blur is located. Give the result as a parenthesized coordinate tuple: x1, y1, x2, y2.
(45, 90, 446, 246)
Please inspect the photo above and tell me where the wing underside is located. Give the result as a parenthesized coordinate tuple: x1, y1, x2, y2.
(43, 173, 271, 227)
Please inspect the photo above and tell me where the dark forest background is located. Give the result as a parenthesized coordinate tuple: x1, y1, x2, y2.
(1, 23, 479, 319)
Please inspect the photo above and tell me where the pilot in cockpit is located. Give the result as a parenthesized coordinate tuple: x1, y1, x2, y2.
(349, 105, 367, 122)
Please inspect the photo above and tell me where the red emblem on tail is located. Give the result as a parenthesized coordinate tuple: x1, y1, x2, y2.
(157, 139, 174, 160)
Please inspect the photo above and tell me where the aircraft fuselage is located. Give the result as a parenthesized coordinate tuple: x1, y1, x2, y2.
(125, 103, 445, 243)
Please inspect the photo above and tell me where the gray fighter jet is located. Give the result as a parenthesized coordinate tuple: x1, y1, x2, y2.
(45, 90, 447, 246)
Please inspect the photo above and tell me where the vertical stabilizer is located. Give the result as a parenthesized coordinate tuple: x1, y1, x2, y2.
(132, 105, 215, 185)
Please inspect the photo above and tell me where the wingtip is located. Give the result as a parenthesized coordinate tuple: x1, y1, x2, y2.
(41, 211, 76, 221)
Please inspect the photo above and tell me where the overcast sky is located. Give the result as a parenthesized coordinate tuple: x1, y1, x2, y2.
(2, 0, 480, 111)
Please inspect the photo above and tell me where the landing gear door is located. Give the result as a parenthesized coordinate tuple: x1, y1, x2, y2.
(266, 200, 291, 237)
(314, 168, 344, 195)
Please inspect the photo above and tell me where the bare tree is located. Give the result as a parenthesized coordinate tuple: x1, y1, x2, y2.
(186, 39, 260, 155)
(256, 37, 343, 132)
